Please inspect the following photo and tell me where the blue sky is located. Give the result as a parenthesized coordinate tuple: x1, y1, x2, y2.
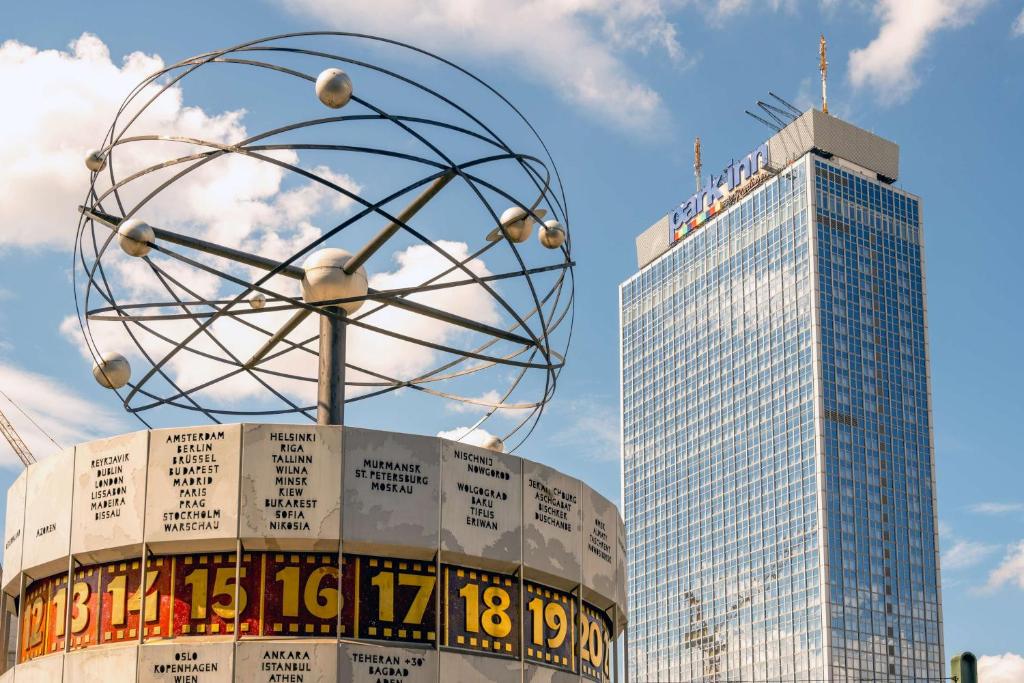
(1, 0, 1022, 675)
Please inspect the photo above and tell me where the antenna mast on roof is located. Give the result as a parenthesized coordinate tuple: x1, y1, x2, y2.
(693, 137, 702, 193)
(819, 34, 829, 114)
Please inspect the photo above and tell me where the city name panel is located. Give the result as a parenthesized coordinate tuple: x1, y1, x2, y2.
(2, 425, 627, 682)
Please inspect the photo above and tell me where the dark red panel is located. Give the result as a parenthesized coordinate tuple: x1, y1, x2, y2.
(171, 552, 254, 637)
(256, 552, 341, 637)
(64, 565, 100, 651)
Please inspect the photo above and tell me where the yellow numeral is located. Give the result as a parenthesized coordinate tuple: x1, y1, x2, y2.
(458, 583, 480, 633)
(528, 596, 568, 648)
(582, 612, 611, 673)
(129, 571, 160, 624)
(275, 566, 300, 617)
(183, 569, 207, 620)
(51, 586, 66, 637)
(582, 614, 606, 666)
(108, 575, 127, 625)
(370, 569, 435, 625)
(545, 601, 568, 648)
(399, 574, 434, 625)
(370, 571, 394, 622)
(481, 587, 512, 639)
(459, 582, 512, 638)
(528, 596, 544, 646)
(69, 581, 91, 634)
(279, 565, 339, 620)
(212, 566, 246, 619)
(109, 571, 158, 626)
(304, 566, 339, 620)
(184, 566, 247, 620)
(25, 596, 45, 648)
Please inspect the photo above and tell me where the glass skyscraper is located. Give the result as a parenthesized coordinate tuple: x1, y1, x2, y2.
(620, 112, 943, 682)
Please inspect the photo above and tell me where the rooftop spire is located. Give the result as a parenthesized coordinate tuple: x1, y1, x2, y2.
(819, 34, 829, 115)
(694, 137, 702, 193)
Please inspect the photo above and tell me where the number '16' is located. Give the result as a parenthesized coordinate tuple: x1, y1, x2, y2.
(274, 566, 338, 619)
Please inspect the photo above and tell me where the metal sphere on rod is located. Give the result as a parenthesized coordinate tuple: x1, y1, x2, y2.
(538, 219, 566, 249)
(84, 149, 107, 172)
(498, 206, 546, 244)
(300, 249, 369, 315)
(92, 352, 131, 389)
(116, 218, 154, 257)
(315, 67, 353, 108)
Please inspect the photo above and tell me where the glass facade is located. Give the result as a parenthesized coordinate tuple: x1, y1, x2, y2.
(815, 160, 942, 683)
(620, 154, 942, 682)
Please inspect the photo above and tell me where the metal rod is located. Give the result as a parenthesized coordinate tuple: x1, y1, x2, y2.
(370, 289, 534, 346)
(154, 227, 304, 278)
(317, 305, 346, 425)
(757, 100, 796, 124)
(623, 620, 630, 682)
(232, 539, 242, 645)
(79, 206, 304, 279)
(756, 101, 789, 127)
(612, 602, 620, 683)
(745, 110, 781, 132)
(769, 91, 802, 117)
(64, 555, 75, 654)
(0, 592, 7, 672)
(343, 170, 455, 274)
(14, 572, 25, 669)
(87, 260, 572, 320)
(245, 308, 312, 368)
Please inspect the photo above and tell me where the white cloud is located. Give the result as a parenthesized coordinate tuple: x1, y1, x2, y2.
(970, 502, 1024, 514)
(1014, 9, 1024, 36)
(939, 521, 999, 571)
(941, 538, 999, 570)
(446, 389, 506, 414)
(444, 389, 536, 416)
(979, 653, 1024, 683)
(275, 0, 683, 131)
(0, 362, 126, 467)
(985, 541, 1024, 591)
(0, 34, 365, 251)
(548, 397, 620, 461)
(437, 426, 499, 448)
(700, 0, 794, 21)
(848, 0, 992, 103)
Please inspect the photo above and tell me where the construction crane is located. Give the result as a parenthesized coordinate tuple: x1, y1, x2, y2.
(0, 388, 51, 467)
(0, 406, 36, 467)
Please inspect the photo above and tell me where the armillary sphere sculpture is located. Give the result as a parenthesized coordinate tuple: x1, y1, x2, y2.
(75, 32, 572, 452)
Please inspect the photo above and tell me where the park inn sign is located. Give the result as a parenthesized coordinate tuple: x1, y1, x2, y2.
(669, 142, 771, 245)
